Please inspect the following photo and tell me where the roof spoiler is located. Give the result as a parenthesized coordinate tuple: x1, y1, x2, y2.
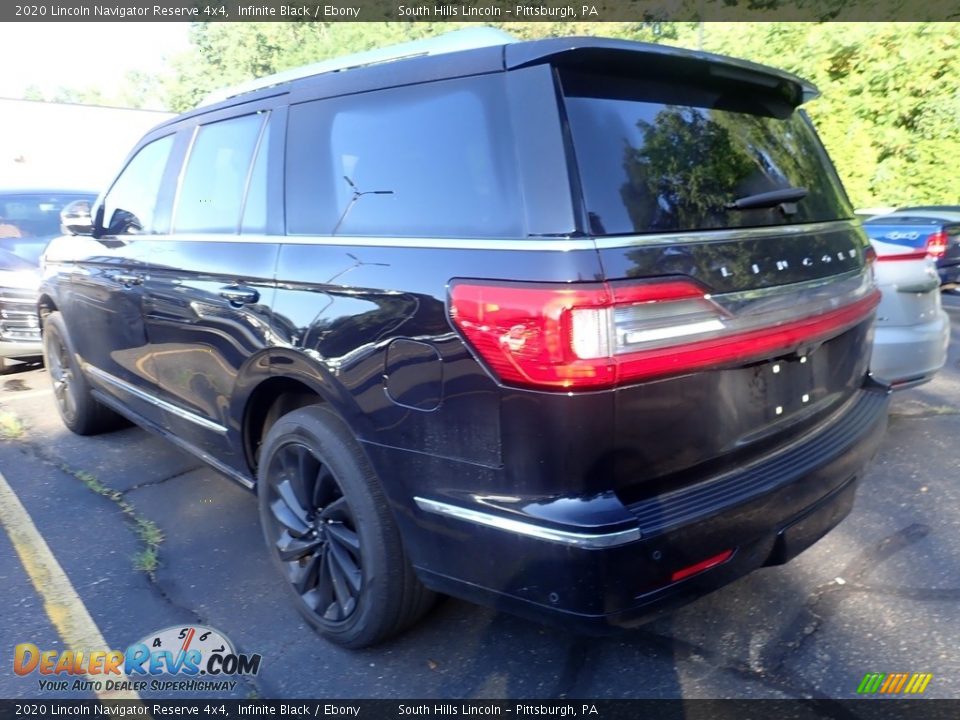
(506, 38, 820, 107)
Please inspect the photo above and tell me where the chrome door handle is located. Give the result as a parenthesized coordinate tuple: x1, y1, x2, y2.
(112, 272, 144, 286)
(219, 285, 260, 305)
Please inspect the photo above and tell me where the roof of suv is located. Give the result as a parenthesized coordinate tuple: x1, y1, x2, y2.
(162, 30, 818, 131)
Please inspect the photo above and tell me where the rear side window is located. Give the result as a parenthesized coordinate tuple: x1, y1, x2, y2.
(561, 70, 853, 236)
(175, 112, 266, 234)
(103, 135, 174, 236)
(286, 75, 522, 238)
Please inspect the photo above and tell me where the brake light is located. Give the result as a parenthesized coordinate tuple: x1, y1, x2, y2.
(925, 230, 948, 258)
(448, 276, 880, 391)
(876, 249, 928, 262)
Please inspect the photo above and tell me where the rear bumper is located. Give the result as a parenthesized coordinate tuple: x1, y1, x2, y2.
(411, 385, 889, 630)
(871, 311, 950, 388)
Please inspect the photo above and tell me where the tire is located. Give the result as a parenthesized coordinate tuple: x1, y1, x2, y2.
(257, 405, 435, 648)
(42, 311, 122, 436)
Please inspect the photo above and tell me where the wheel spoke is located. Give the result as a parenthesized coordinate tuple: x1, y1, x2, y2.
(327, 541, 358, 612)
(292, 551, 322, 595)
(320, 497, 349, 522)
(276, 479, 309, 525)
(275, 530, 322, 562)
(326, 522, 361, 556)
(270, 498, 309, 536)
(291, 445, 320, 511)
(316, 552, 342, 621)
(301, 587, 323, 612)
(328, 538, 362, 594)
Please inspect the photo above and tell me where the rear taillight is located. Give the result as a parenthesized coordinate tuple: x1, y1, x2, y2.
(876, 249, 928, 262)
(449, 275, 880, 391)
(925, 230, 948, 258)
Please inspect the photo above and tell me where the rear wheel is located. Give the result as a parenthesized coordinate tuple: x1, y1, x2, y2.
(43, 312, 121, 435)
(257, 405, 434, 648)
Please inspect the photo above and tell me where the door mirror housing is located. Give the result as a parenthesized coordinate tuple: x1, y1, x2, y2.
(60, 199, 95, 236)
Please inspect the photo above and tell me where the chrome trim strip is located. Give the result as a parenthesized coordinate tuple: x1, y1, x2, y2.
(90, 388, 253, 490)
(591, 219, 861, 249)
(84, 365, 229, 435)
(414, 497, 641, 549)
(141, 233, 597, 252)
(104, 219, 859, 252)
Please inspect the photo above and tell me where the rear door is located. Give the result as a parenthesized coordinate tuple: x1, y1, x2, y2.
(139, 104, 284, 471)
(556, 65, 877, 498)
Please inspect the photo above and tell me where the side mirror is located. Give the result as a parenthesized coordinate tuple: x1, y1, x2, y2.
(60, 200, 95, 236)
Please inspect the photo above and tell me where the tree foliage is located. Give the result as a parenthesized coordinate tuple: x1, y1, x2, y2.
(43, 21, 957, 208)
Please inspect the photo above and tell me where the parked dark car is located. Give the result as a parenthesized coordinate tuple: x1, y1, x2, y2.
(0, 189, 96, 371)
(40, 29, 889, 648)
(863, 210, 960, 289)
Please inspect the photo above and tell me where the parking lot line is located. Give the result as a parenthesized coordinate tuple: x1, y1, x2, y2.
(0, 470, 141, 701)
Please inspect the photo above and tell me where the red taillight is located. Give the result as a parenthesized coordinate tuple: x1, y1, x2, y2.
(925, 230, 948, 259)
(448, 276, 880, 391)
(670, 549, 735, 583)
(876, 250, 929, 262)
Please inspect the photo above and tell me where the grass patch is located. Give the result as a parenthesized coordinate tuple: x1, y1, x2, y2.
(0, 410, 24, 439)
(133, 547, 159, 574)
(59, 462, 164, 578)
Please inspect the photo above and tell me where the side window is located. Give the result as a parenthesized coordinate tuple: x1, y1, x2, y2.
(175, 113, 265, 234)
(286, 75, 522, 238)
(102, 135, 174, 236)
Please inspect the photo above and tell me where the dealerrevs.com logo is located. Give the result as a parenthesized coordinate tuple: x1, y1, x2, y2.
(14, 625, 261, 694)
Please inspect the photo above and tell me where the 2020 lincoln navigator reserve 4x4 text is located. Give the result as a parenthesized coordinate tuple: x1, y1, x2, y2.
(41, 29, 889, 648)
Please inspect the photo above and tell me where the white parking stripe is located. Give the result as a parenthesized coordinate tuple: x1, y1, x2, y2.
(0, 470, 141, 701)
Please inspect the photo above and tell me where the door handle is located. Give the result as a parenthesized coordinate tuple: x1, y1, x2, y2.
(219, 285, 260, 305)
(112, 272, 144, 287)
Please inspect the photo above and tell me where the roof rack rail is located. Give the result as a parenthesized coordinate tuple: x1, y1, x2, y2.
(198, 27, 517, 108)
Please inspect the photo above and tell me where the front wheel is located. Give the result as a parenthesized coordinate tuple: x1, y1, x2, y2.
(43, 311, 121, 435)
(257, 405, 434, 648)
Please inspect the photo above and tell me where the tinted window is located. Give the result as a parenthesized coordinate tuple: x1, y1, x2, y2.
(562, 70, 853, 235)
(286, 75, 521, 238)
(176, 113, 265, 234)
(103, 135, 174, 235)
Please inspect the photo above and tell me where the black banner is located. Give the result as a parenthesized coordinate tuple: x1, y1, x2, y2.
(4, 0, 960, 22)
(1, 700, 960, 720)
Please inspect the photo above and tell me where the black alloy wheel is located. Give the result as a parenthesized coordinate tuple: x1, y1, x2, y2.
(263, 441, 363, 622)
(257, 406, 435, 648)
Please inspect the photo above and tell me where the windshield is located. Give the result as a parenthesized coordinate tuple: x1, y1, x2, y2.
(560, 70, 854, 236)
(0, 192, 95, 264)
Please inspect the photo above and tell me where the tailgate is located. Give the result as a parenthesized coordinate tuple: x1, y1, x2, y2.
(558, 64, 877, 499)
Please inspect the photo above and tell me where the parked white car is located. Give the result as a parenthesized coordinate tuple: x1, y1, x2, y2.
(869, 237, 950, 388)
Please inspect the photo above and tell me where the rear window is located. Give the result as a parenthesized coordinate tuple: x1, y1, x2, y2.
(561, 70, 853, 236)
(286, 74, 522, 239)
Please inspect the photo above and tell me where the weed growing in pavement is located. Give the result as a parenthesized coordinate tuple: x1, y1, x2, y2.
(0, 410, 24, 439)
(63, 464, 165, 577)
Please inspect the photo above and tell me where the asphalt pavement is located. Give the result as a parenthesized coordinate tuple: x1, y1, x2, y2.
(1, 295, 959, 700)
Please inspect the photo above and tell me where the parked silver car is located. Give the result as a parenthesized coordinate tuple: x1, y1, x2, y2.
(869, 237, 950, 388)
(0, 189, 96, 371)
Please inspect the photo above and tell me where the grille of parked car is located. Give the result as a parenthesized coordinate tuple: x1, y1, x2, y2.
(0, 288, 41, 342)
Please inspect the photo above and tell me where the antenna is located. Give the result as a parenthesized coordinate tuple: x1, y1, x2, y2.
(199, 27, 517, 108)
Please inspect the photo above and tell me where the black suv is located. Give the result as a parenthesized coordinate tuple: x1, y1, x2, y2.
(42, 30, 889, 648)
